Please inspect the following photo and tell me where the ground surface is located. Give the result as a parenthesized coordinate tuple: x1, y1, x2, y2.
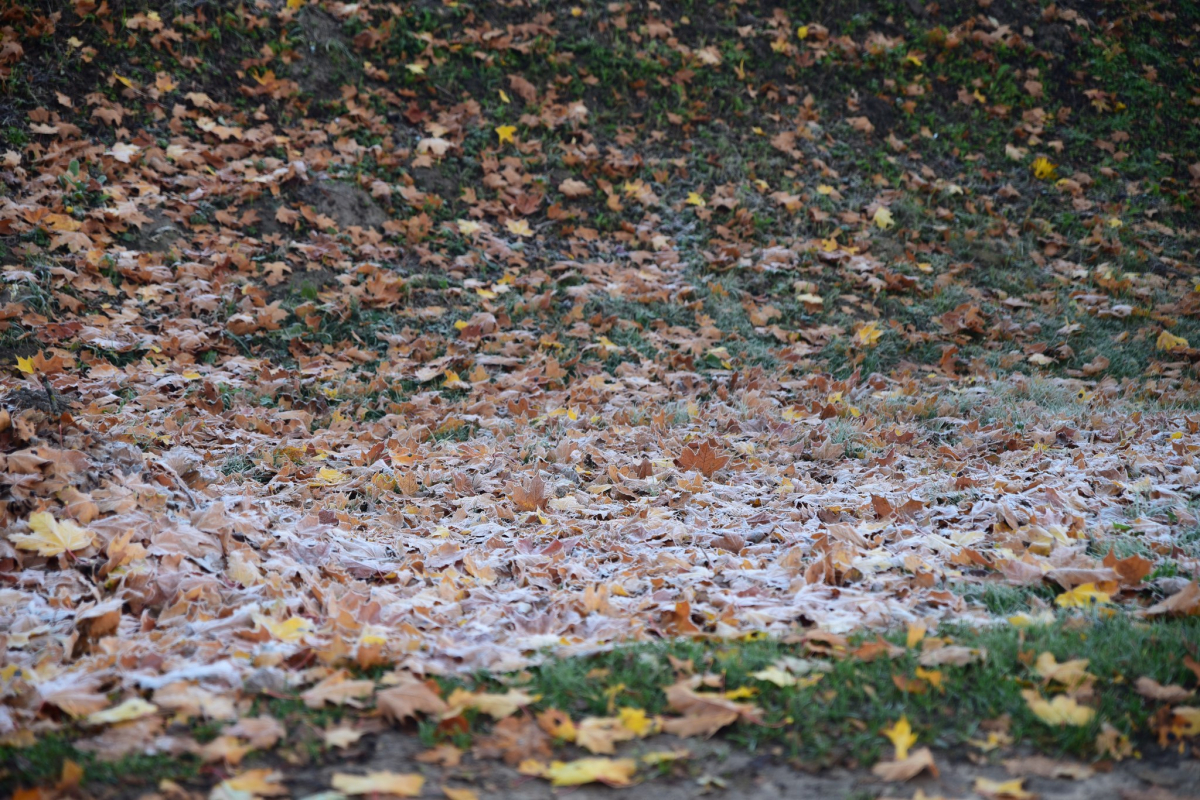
(1, 0, 1200, 798)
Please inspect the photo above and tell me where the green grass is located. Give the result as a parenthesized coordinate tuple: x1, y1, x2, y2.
(4, 616, 1196, 795)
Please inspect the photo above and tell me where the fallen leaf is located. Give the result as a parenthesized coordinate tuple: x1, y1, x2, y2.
(331, 771, 424, 797)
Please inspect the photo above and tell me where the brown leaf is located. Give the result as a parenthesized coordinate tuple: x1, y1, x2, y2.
(871, 747, 937, 781)
(378, 677, 448, 723)
(473, 715, 551, 765)
(1135, 677, 1194, 703)
(1144, 582, 1200, 617)
(675, 439, 730, 478)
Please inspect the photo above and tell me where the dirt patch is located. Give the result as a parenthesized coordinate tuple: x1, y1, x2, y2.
(289, 7, 355, 99)
(267, 265, 340, 303)
(122, 207, 182, 254)
(247, 179, 389, 238)
(141, 730, 1200, 800)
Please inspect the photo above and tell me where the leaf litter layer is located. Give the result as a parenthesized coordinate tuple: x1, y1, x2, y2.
(1, 0, 1200, 794)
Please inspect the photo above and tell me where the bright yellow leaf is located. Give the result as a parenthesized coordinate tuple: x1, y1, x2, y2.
(881, 716, 918, 761)
(1022, 690, 1095, 726)
(406, 64, 426, 75)
(499, 89, 510, 104)
(686, 191, 706, 207)
(86, 698, 157, 725)
(318, 466, 348, 484)
(974, 777, 1035, 799)
(543, 757, 637, 787)
(906, 622, 926, 649)
(1157, 330, 1189, 352)
(617, 706, 657, 736)
(797, 25, 809, 39)
(1055, 582, 1110, 608)
(1032, 157, 1057, 180)
(855, 321, 883, 348)
(11, 512, 94, 557)
(873, 206, 895, 229)
(254, 614, 313, 643)
(495, 125, 517, 145)
(15, 355, 35, 374)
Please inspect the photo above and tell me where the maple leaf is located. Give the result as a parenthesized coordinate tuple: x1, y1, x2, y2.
(510, 474, 549, 512)
(537, 708, 577, 741)
(675, 439, 729, 478)
(495, 125, 517, 145)
(1032, 157, 1057, 180)
(378, 676, 448, 723)
(881, 716, 918, 760)
(331, 771, 424, 797)
(300, 670, 375, 708)
(1055, 582, 1111, 608)
(871, 747, 937, 782)
(212, 770, 288, 799)
(872, 206, 894, 229)
(1157, 330, 1189, 352)
(11, 512, 94, 557)
(854, 321, 883, 348)
(524, 757, 638, 787)
(559, 178, 591, 198)
(1034, 653, 1093, 688)
(685, 191, 706, 207)
(1021, 690, 1094, 726)
(253, 614, 313, 643)
(506, 218, 533, 237)
(16, 355, 35, 374)
(444, 688, 538, 720)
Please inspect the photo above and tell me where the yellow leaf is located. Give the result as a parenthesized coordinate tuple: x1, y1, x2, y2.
(906, 622, 926, 649)
(182, 370, 201, 380)
(723, 686, 757, 700)
(1055, 582, 1110, 608)
(618, 706, 657, 736)
(1032, 157, 1057, 180)
(11, 512, 95, 557)
(332, 771, 424, 797)
(114, 73, 133, 88)
(914, 667, 943, 690)
(286, 0, 304, 8)
(797, 25, 809, 39)
(543, 757, 637, 787)
(217, 769, 288, 797)
(750, 666, 797, 687)
(457, 219, 481, 236)
(1157, 330, 1189, 352)
(16, 355, 35, 374)
(499, 89, 510, 104)
(1021, 690, 1095, 726)
(443, 788, 478, 800)
(881, 716, 918, 761)
(406, 63, 426, 75)
(86, 698, 157, 725)
(686, 191, 706, 207)
(1172, 706, 1200, 736)
(855, 321, 883, 348)
(506, 218, 533, 237)
(444, 688, 538, 719)
(318, 466, 348, 484)
(496, 125, 517, 145)
(873, 206, 895, 229)
(817, 184, 834, 195)
(254, 614, 313, 643)
(974, 777, 1035, 799)
(1034, 652, 1092, 687)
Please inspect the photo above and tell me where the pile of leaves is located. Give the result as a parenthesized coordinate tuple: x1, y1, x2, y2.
(1, 0, 1199, 794)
